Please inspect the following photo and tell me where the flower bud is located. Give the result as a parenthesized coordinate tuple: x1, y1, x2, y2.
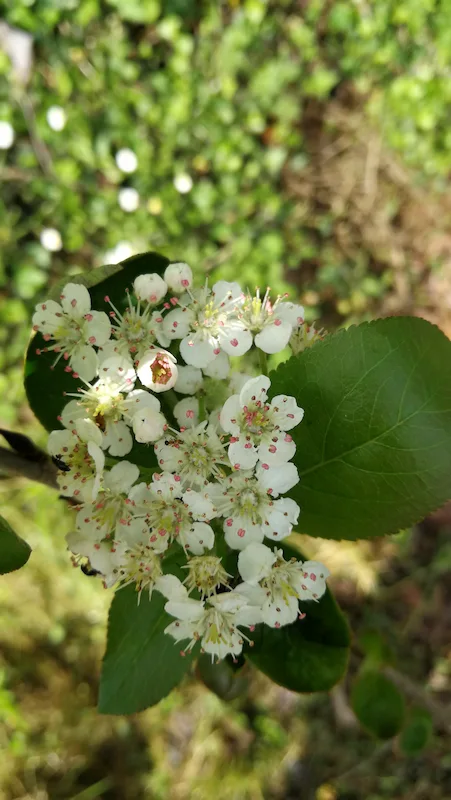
(136, 348, 178, 392)
(133, 273, 168, 305)
(164, 262, 193, 293)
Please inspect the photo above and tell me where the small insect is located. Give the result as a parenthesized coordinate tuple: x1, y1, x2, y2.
(94, 412, 106, 432)
(80, 562, 100, 578)
(52, 454, 71, 472)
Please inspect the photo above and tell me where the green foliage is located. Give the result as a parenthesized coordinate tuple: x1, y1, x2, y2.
(271, 317, 451, 540)
(247, 541, 350, 693)
(0, 514, 31, 574)
(351, 670, 405, 739)
(99, 584, 194, 714)
(400, 708, 433, 755)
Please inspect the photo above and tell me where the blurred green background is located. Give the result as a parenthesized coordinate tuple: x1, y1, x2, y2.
(2, 1, 451, 798)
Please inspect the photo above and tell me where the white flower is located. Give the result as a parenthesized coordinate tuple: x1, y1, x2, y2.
(46, 106, 67, 131)
(67, 533, 120, 584)
(60, 356, 166, 454)
(115, 148, 138, 173)
(203, 350, 230, 380)
(160, 578, 261, 660)
(103, 290, 169, 362)
(128, 473, 216, 555)
(33, 283, 111, 381)
(136, 348, 178, 392)
(118, 187, 139, 212)
(110, 530, 164, 599)
(174, 173, 193, 194)
(162, 281, 251, 368)
(133, 273, 167, 305)
(75, 461, 140, 541)
(289, 322, 326, 355)
(174, 365, 203, 395)
(40, 228, 63, 252)
(48, 418, 105, 501)
(211, 470, 300, 550)
(237, 543, 329, 628)
(255, 461, 300, 497)
(154, 421, 228, 488)
(163, 262, 193, 293)
(104, 241, 134, 265)
(220, 375, 303, 469)
(0, 120, 14, 149)
(238, 289, 305, 354)
(173, 396, 199, 428)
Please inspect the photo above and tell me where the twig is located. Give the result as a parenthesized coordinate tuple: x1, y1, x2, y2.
(0, 446, 58, 489)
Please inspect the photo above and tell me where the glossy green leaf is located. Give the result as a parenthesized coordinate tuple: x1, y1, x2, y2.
(24, 252, 170, 469)
(271, 317, 451, 540)
(400, 708, 433, 755)
(246, 541, 350, 692)
(99, 584, 194, 715)
(0, 515, 32, 575)
(351, 670, 405, 739)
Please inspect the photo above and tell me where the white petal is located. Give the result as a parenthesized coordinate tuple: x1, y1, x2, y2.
(70, 345, 98, 381)
(85, 310, 112, 347)
(276, 302, 305, 327)
(223, 516, 264, 550)
(174, 397, 199, 428)
(257, 433, 296, 467)
(234, 581, 268, 608)
(262, 595, 299, 628)
(164, 262, 193, 293)
(48, 429, 76, 456)
(219, 325, 253, 357)
(180, 334, 216, 368)
(238, 543, 276, 583)
(255, 320, 292, 354)
(256, 462, 299, 497)
(165, 619, 196, 642)
(264, 503, 296, 541)
(60, 283, 91, 318)
(202, 350, 230, 380)
(183, 522, 215, 555)
(122, 389, 161, 415)
(162, 308, 192, 340)
(212, 281, 243, 305)
(165, 597, 205, 622)
(132, 408, 167, 443)
(103, 420, 133, 456)
(229, 372, 255, 394)
(87, 441, 105, 499)
(270, 395, 304, 430)
(154, 439, 183, 472)
(174, 365, 203, 395)
(155, 574, 187, 600)
(239, 375, 270, 408)
(75, 418, 103, 446)
(228, 438, 258, 470)
(219, 394, 241, 434)
(133, 273, 167, 304)
(183, 489, 215, 520)
(104, 461, 140, 493)
(60, 399, 85, 429)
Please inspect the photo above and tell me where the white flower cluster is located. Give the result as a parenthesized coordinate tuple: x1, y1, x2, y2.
(36, 263, 330, 661)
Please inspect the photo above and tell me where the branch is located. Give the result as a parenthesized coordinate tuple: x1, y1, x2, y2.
(0, 445, 58, 490)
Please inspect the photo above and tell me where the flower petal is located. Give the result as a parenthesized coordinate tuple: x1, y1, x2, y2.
(70, 345, 98, 382)
(104, 461, 140, 494)
(180, 333, 216, 367)
(255, 320, 292, 354)
(238, 542, 277, 583)
(183, 522, 215, 555)
(103, 420, 133, 456)
(60, 283, 91, 318)
(256, 462, 299, 497)
(132, 407, 167, 443)
(219, 324, 253, 357)
(228, 438, 258, 470)
(219, 394, 241, 434)
(257, 433, 296, 467)
(223, 516, 264, 550)
(85, 310, 112, 347)
(239, 375, 270, 408)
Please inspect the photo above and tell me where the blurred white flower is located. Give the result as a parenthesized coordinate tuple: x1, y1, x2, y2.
(40, 228, 63, 252)
(174, 173, 193, 194)
(116, 148, 138, 174)
(0, 121, 14, 149)
(118, 187, 139, 212)
(104, 241, 134, 264)
(46, 106, 67, 131)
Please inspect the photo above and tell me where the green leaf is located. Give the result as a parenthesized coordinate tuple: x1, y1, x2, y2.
(197, 654, 249, 701)
(351, 670, 405, 739)
(246, 541, 350, 693)
(99, 584, 194, 715)
(0, 515, 32, 575)
(24, 252, 170, 469)
(400, 708, 433, 755)
(271, 317, 451, 540)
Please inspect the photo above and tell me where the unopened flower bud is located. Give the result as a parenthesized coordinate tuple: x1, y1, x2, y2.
(163, 262, 193, 293)
(136, 349, 178, 392)
(133, 273, 168, 305)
